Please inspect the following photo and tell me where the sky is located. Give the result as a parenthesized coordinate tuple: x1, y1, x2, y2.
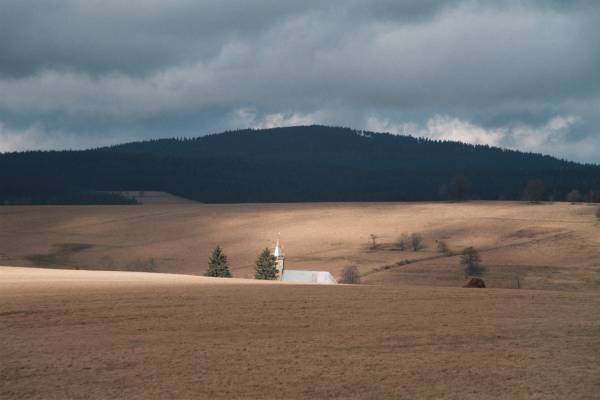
(1, 0, 599, 163)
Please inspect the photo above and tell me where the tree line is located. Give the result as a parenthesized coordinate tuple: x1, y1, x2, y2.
(205, 246, 279, 280)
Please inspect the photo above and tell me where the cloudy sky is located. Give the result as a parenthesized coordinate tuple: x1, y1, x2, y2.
(1, 0, 599, 162)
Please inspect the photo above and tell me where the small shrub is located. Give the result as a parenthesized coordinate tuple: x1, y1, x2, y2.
(410, 233, 424, 251)
(127, 258, 158, 272)
(436, 240, 449, 254)
(340, 266, 361, 284)
(464, 277, 486, 288)
(596, 207, 600, 221)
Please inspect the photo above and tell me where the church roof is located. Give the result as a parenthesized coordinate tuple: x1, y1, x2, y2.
(281, 270, 337, 284)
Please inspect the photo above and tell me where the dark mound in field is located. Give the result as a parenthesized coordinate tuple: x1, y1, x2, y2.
(464, 278, 486, 288)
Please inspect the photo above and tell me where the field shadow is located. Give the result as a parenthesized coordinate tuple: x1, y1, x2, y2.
(26, 243, 94, 268)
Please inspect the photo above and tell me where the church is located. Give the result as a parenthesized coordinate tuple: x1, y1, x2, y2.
(273, 238, 337, 284)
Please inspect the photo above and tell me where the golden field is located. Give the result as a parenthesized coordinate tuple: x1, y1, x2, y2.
(1, 200, 600, 399)
(1, 267, 599, 399)
(1, 200, 599, 290)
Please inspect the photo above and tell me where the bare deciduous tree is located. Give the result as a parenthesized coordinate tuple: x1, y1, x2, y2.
(460, 247, 483, 277)
(369, 234, 378, 250)
(396, 233, 410, 251)
(410, 233, 424, 251)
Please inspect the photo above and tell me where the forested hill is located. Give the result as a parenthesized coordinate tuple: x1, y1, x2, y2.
(2, 125, 600, 204)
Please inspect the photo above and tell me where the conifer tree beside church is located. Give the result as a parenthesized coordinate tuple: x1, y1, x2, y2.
(254, 248, 278, 280)
(206, 246, 232, 278)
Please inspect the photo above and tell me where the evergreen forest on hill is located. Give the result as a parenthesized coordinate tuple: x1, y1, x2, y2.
(2, 125, 599, 204)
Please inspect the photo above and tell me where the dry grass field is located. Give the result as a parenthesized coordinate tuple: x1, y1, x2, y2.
(1, 267, 599, 400)
(1, 200, 599, 290)
(2, 201, 600, 399)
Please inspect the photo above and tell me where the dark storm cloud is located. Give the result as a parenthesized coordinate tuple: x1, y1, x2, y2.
(0, 0, 599, 162)
(0, 0, 470, 77)
(0, 0, 325, 77)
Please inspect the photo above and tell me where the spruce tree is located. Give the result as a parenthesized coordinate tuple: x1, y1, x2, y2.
(254, 248, 278, 280)
(206, 246, 232, 278)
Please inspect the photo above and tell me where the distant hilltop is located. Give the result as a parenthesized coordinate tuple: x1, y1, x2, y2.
(1, 125, 599, 204)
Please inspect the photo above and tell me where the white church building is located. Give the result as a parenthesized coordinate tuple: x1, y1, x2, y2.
(273, 239, 336, 284)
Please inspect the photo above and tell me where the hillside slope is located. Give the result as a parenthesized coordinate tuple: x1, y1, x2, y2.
(2, 202, 599, 291)
(2, 125, 599, 204)
(2, 267, 599, 399)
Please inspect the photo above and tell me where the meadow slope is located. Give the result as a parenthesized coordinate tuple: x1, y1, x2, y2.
(1, 267, 599, 400)
(1, 201, 599, 290)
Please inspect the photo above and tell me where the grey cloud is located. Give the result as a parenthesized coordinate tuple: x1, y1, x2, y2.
(4, 0, 572, 77)
(0, 0, 326, 77)
(0, 0, 599, 162)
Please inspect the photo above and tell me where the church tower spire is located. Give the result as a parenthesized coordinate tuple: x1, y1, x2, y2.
(274, 235, 285, 279)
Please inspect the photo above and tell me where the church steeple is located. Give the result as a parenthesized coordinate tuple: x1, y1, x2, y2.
(274, 238, 283, 258)
(274, 235, 285, 279)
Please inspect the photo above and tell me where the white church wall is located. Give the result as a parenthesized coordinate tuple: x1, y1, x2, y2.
(281, 270, 337, 284)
